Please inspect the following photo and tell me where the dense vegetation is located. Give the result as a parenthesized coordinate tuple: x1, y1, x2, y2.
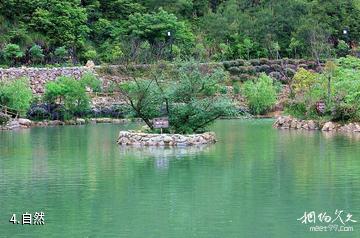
(0, 0, 359, 66)
(286, 56, 360, 122)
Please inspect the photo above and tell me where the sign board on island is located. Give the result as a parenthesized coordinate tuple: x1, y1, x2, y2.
(153, 117, 169, 129)
(316, 101, 326, 114)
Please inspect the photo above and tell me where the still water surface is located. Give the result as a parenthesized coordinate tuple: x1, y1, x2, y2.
(0, 120, 359, 237)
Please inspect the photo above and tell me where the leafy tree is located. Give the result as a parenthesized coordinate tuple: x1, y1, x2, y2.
(237, 38, 254, 60)
(288, 37, 301, 58)
(125, 8, 194, 55)
(120, 62, 236, 133)
(119, 78, 163, 129)
(29, 0, 90, 62)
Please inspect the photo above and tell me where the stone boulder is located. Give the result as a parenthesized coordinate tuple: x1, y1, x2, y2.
(308, 120, 317, 130)
(76, 118, 86, 125)
(18, 118, 32, 127)
(322, 122, 336, 131)
(85, 60, 95, 68)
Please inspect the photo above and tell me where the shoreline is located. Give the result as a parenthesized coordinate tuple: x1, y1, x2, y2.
(3, 115, 360, 135)
(0, 117, 143, 131)
(274, 116, 360, 133)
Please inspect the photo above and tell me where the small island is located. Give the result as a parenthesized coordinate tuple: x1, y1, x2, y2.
(117, 131, 216, 146)
(114, 62, 236, 146)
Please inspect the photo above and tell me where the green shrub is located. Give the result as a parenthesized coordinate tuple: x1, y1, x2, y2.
(336, 40, 350, 57)
(44, 76, 90, 118)
(54, 46, 68, 63)
(284, 101, 307, 119)
(220, 86, 228, 94)
(243, 74, 277, 115)
(84, 49, 97, 61)
(0, 78, 32, 116)
(233, 83, 240, 95)
(3, 44, 24, 65)
(29, 45, 44, 64)
(291, 68, 319, 94)
(99, 42, 124, 63)
(80, 73, 102, 92)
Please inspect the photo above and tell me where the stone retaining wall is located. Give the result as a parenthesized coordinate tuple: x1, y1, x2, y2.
(0, 59, 322, 95)
(117, 131, 217, 146)
(274, 116, 360, 133)
(0, 66, 93, 94)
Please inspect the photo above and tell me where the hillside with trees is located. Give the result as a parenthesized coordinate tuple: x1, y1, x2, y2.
(0, 0, 359, 66)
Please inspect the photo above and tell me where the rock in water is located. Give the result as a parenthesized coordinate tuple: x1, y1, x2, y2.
(322, 122, 335, 131)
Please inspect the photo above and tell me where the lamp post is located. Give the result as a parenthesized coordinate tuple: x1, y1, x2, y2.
(343, 28, 350, 45)
(167, 31, 173, 61)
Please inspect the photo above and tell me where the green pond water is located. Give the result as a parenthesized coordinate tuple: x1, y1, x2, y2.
(0, 120, 360, 238)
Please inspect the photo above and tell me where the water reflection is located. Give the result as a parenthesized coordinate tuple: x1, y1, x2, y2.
(118, 144, 211, 159)
(118, 145, 212, 170)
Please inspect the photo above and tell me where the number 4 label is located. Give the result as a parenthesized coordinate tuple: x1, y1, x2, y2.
(9, 214, 17, 224)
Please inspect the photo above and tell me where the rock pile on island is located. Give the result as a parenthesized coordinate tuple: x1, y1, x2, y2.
(117, 131, 217, 146)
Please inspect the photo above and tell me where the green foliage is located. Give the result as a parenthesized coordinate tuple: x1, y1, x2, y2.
(29, 44, 44, 64)
(119, 78, 163, 127)
(0, 78, 32, 116)
(84, 49, 97, 61)
(291, 68, 319, 95)
(54, 46, 68, 63)
(243, 74, 277, 115)
(29, 1, 89, 49)
(337, 56, 360, 69)
(44, 76, 90, 118)
(80, 73, 102, 92)
(3, 44, 24, 65)
(98, 42, 124, 63)
(120, 62, 237, 133)
(0, 0, 360, 65)
(233, 83, 240, 95)
(286, 57, 360, 122)
(220, 86, 228, 94)
(336, 40, 350, 57)
(125, 8, 195, 55)
(237, 38, 254, 60)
